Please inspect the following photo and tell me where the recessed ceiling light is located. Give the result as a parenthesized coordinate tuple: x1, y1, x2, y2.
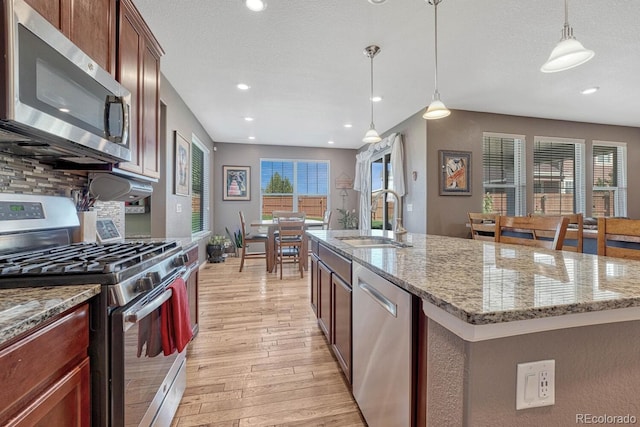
(328, 140, 335, 144)
(344, 124, 353, 128)
(237, 83, 250, 90)
(59, 108, 70, 113)
(580, 86, 599, 95)
(371, 96, 382, 102)
(368, 0, 387, 4)
(245, 0, 266, 12)
(248, 136, 256, 140)
(244, 117, 254, 122)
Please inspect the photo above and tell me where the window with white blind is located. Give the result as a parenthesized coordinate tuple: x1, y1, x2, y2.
(533, 137, 585, 215)
(191, 135, 210, 234)
(260, 159, 329, 220)
(482, 133, 526, 215)
(592, 141, 627, 217)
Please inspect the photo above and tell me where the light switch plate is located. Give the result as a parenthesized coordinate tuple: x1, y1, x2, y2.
(516, 360, 555, 410)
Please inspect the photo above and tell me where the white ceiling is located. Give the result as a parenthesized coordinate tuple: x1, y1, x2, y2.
(132, 0, 640, 150)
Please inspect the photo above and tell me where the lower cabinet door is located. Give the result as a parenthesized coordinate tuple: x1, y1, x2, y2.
(332, 273, 352, 383)
(318, 261, 332, 339)
(10, 357, 91, 427)
(310, 254, 319, 315)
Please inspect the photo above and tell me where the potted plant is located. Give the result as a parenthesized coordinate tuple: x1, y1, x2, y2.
(225, 226, 243, 257)
(336, 208, 358, 230)
(207, 235, 229, 263)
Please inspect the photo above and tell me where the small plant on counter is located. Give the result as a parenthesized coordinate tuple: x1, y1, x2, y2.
(336, 208, 358, 230)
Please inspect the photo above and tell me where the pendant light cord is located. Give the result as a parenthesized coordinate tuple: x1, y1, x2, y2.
(369, 54, 375, 127)
(433, 0, 439, 95)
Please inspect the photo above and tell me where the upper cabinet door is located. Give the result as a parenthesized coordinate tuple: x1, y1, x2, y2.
(117, 0, 163, 179)
(25, 0, 116, 74)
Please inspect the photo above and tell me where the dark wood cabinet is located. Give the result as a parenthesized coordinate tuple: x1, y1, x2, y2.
(117, 0, 163, 179)
(332, 272, 352, 383)
(184, 244, 200, 337)
(25, 0, 116, 74)
(313, 243, 352, 383)
(318, 260, 332, 339)
(0, 304, 91, 426)
(310, 254, 319, 315)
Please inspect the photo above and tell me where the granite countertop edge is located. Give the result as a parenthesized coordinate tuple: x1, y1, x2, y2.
(0, 284, 101, 347)
(307, 230, 640, 326)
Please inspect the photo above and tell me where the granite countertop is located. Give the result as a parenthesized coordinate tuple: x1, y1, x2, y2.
(0, 285, 101, 346)
(308, 230, 640, 328)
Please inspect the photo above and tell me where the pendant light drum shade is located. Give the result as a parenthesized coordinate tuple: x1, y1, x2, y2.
(363, 45, 382, 144)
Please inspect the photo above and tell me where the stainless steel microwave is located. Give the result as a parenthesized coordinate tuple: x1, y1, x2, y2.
(0, 0, 131, 164)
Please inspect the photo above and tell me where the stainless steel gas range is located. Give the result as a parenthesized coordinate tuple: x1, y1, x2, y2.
(0, 194, 195, 426)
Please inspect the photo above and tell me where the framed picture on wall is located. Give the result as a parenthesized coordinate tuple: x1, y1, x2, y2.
(223, 165, 251, 201)
(174, 132, 190, 196)
(439, 150, 471, 196)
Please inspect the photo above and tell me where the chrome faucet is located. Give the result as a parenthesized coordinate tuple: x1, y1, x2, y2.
(372, 189, 407, 242)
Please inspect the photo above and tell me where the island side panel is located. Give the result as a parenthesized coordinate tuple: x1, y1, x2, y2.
(464, 320, 640, 426)
(426, 319, 466, 426)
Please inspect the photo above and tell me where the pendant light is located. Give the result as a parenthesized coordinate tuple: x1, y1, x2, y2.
(423, 0, 450, 120)
(363, 45, 382, 144)
(541, 0, 594, 73)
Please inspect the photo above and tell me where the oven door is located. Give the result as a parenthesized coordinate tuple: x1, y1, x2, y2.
(110, 284, 187, 427)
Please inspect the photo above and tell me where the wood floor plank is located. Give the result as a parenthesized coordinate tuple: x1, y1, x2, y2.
(171, 257, 365, 426)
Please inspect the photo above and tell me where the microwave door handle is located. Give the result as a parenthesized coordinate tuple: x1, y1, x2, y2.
(104, 95, 129, 144)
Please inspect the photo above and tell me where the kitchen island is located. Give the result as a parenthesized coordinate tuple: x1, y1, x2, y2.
(308, 229, 640, 426)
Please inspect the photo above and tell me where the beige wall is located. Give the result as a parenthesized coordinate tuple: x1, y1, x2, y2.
(426, 110, 640, 237)
(156, 75, 216, 240)
(213, 142, 358, 236)
(427, 318, 640, 426)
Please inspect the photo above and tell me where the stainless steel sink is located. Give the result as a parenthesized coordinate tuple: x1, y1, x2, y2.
(336, 236, 411, 248)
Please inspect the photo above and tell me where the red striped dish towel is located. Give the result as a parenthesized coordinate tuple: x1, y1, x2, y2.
(161, 277, 193, 355)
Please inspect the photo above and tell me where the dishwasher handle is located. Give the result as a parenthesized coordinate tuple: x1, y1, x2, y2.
(358, 280, 397, 317)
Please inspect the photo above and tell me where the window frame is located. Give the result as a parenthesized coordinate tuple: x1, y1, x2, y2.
(592, 140, 627, 217)
(259, 158, 330, 219)
(482, 132, 526, 216)
(191, 134, 210, 236)
(533, 136, 586, 215)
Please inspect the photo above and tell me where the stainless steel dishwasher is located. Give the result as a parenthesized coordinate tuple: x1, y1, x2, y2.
(352, 261, 414, 427)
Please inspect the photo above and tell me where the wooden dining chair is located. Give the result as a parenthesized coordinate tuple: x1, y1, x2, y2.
(274, 218, 305, 279)
(322, 209, 332, 230)
(597, 217, 640, 260)
(468, 212, 497, 241)
(529, 213, 584, 253)
(273, 211, 306, 221)
(238, 211, 268, 272)
(495, 215, 569, 250)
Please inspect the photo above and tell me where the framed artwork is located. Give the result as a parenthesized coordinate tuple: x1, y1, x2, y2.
(223, 165, 251, 201)
(174, 132, 190, 196)
(439, 150, 471, 196)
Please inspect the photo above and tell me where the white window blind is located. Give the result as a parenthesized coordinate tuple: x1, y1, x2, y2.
(482, 133, 526, 215)
(260, 159, 330, 220)
(191, 135, 210, 234)
(592, 141, 627, 217)
(533, 137, 585, 215)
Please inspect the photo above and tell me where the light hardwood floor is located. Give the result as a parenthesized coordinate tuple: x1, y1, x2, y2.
(171, 256, 366, 426)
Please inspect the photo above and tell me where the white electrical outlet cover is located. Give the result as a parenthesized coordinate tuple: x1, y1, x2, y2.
(516, 360, 555, 410)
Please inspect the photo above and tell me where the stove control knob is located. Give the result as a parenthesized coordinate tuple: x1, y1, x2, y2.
(147, 271, 162, 285)
(173, 255, 187, 267)
(136, 276, 154, 292)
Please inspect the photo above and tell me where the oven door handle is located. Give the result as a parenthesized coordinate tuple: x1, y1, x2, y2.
(124, 288, 173, 326)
